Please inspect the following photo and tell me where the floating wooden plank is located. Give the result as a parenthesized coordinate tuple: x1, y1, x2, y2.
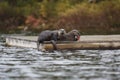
(4, 35, 120, 50)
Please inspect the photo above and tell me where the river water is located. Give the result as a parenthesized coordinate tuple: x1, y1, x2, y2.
(0, 36, 120, 80)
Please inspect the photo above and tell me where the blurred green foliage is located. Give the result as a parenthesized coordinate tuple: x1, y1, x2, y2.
(0, 0, 120, 34)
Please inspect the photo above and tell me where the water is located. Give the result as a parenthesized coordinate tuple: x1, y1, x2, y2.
(0, 37, 120, 80)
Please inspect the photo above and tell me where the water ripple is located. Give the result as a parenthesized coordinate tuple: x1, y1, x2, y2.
(0, 40, 120, 80)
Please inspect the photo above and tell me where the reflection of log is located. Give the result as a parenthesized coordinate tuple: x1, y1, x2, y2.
(4, 35, 120, 50)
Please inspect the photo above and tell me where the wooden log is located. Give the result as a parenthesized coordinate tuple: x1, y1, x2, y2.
(4, 35, 120, 50)
(44, 41, 120, 50)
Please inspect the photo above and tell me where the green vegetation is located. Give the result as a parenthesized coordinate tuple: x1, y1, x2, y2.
(0, 0, 120, 35)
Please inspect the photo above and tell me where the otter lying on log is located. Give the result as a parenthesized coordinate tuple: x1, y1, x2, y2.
(37, 29, 66, 51)
(59, 29, 80, 41)
(37, 29, 80, 51)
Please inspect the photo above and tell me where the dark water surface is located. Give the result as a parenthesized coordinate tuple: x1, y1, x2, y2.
(0, 38, 120, 80)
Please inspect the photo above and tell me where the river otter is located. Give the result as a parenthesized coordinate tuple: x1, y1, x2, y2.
(58, 29, 80, 41)
(37, 29, 66, 51)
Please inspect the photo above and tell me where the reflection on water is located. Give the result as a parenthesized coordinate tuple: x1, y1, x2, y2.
(0, 39, 120, 80)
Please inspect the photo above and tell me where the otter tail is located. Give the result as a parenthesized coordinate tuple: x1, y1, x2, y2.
(51, 40, 58, 50)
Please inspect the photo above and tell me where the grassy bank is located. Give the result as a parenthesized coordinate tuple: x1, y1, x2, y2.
(0, 0, 120, 35)
(54, 0, 120, 34)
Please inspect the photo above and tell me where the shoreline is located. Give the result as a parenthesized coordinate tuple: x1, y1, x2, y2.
(1, 26, 120, 35)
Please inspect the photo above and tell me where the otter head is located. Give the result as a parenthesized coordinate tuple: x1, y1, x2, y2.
(70, 30, 80, 41)
(58, 29, 66, 37)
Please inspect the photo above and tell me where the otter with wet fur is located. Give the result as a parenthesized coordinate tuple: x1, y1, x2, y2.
(37, 29, 66, 51)
(58, 29, 80, 41)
